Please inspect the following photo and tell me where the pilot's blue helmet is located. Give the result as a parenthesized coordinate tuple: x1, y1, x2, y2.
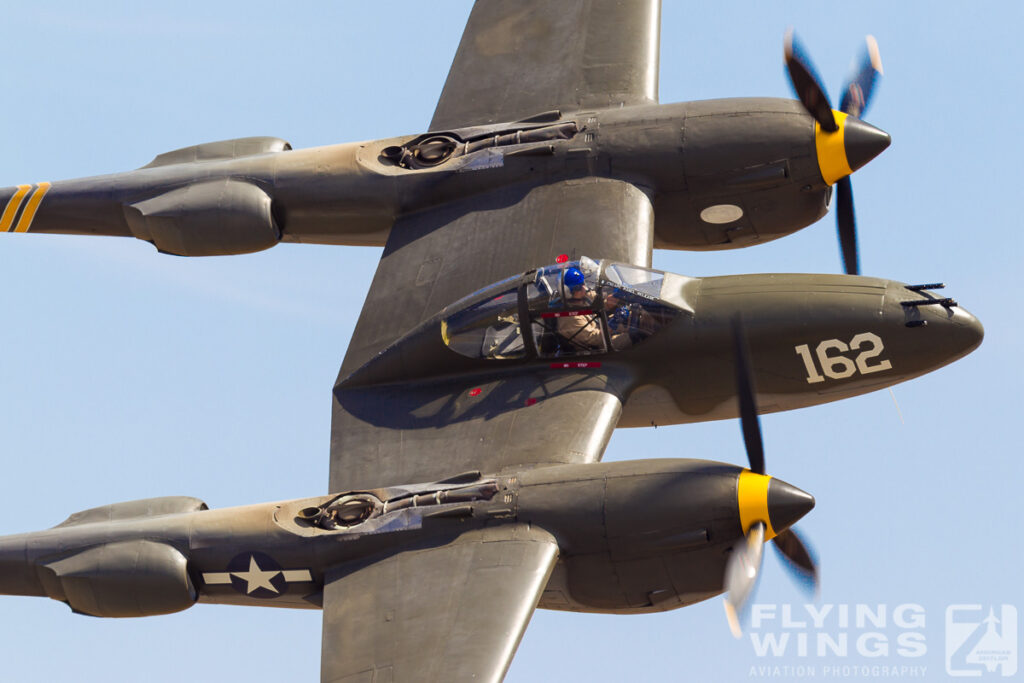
(563, 267, 585, 290)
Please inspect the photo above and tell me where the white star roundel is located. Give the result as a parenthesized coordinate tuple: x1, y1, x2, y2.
(201, 551, 313, 599)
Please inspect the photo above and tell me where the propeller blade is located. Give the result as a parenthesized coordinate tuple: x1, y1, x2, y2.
(732, 316, 765, 475)
(836, 176, 860, 274)
(839, 35, 883, 118)
(784, 30, 838, 132)
(772, 528, 819, 593)
(724, 522, 766, 638)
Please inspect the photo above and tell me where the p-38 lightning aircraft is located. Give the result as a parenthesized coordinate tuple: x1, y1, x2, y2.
(0, 1, 982, 682)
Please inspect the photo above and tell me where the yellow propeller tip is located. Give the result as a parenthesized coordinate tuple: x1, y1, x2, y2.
(866, 35, 884, 75)
(724, 600, 743, 639)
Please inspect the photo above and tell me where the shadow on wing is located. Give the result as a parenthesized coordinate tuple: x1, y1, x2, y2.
(335, 368, 631, 431)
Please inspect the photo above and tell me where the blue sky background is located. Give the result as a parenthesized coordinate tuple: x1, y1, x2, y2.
(0, 2, 1018, 681)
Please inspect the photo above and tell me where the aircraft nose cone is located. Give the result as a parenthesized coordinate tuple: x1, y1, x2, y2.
(950, 305, 985, 355)
(888, 283, 984, 364)
(767, 478, 815, 533)
(844, 117, 891, 173)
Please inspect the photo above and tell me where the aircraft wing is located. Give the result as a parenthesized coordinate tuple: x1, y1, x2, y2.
(329, 178, 653, 492)
(320, 524, 558, 683)
(430, 0, 661, 130)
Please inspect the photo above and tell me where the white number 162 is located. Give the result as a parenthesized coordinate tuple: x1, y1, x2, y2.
(794, 332, 892, 384)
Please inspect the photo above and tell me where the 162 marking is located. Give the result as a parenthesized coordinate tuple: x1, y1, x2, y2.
(795, 332, 892, 384)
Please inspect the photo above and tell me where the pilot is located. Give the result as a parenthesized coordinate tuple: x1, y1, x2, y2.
(562, 267, 595, 307)
(554, 268, 601, 351)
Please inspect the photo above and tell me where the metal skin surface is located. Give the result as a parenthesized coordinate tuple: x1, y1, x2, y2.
(617, 272, 984, 425)
(0, 459, 814, 683)
(372, 272, 982, 413)
(0, 1, 950, 680)
(0, 459, 808, 617)
(0, 97, 878, 255)
(334, 264, 982, 439)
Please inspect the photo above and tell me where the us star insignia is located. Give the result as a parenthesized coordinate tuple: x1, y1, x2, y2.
(202, 552, 313, 598)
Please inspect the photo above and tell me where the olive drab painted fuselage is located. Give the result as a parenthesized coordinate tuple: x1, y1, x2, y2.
(336, 258, 983, 431)
(0, 459, 812, 618)
(0, 99, 886, 257)
(0, 1, 979, 680)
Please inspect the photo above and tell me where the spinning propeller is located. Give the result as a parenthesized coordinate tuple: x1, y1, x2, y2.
(785, 31, 889, 275)
(723, 317, 818, 638)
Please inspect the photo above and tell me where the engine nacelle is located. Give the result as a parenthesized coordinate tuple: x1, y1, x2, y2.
(39, 540, 196, 618)
(123, 178, 279, 256)
(55, 495, 208, 528)
(141, 136, 291, 168)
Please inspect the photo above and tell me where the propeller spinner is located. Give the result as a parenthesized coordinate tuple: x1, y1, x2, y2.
(785, 31, 890, 275)
(723, 317, 818, 637)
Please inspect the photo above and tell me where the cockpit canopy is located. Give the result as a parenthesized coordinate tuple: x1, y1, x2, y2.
(442, 257, 685, 360)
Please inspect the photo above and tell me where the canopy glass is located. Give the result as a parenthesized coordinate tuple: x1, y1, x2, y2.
(442, 258, 681, 360)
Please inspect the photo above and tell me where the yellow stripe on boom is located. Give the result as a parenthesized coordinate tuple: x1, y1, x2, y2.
(0, 184, 32, 231)
(13, 182, 51, 233)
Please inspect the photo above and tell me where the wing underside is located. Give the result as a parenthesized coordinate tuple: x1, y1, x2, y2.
(430, 0, 661, 130)
(320, 525, 559, 683)
(329, 178, 653, 492)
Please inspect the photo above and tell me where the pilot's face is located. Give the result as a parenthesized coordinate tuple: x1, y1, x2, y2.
(570, 285, 596, 305)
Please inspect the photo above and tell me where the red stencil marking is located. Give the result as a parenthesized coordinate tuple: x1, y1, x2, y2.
(541, 309, 594, 318)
